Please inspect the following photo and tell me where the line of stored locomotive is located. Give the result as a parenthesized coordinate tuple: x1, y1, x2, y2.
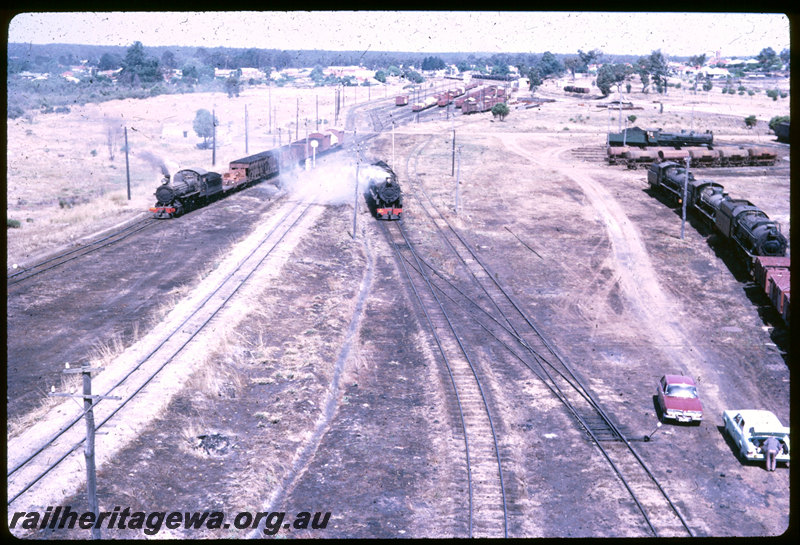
(606, 127, 779, 169)
(647, 160, 789, 324)
(149, 129, 344, 218)
(395, 82, 508, 115)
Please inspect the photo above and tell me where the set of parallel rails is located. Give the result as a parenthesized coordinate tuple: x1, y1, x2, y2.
(399, 137, 693, 537)
(7, 199, 314, 508)
(383, 220, 508, 538)
(7, 217, 159, 287)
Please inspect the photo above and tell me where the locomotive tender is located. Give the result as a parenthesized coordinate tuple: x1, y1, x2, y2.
(150, 129, 342, 218)
(365, 161, 403, 220)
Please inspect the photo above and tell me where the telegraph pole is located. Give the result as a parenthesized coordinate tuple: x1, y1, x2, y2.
(681, 156, 691, 239)
(124, 127, 131, 200)
(212, 108, 216, 166)
(268, 82, 272, 133)
(49, 363, 120, 540)
(455, 146, 462, 214)
(352, 130, 359, 240)
(316, 94, 319, 131)
(451, 130, 456, 176)
(245, 104, 249, 154)
(295, 98, 299, 141)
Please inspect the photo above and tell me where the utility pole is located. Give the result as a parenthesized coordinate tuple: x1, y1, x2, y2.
(245, 104, 249, 154)
(352, 130, 359, 240)
(316, 94, 319, 131)
(268, 82, 272, 133)
(681, 156, 691, 239)
(49, 363, 120, 540)
(391, 117, 395, 169)
(295, 98, 299, 141)
(455, 146, 462, 214)
(212, 108, 216, 166)
(451, 130, 456, 176)
(124, 127, 131, 200)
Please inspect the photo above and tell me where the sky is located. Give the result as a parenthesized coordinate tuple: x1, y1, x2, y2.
(6, 11, 791, 58)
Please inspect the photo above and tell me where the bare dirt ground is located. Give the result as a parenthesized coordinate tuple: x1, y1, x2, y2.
(6, 75, 790, 538)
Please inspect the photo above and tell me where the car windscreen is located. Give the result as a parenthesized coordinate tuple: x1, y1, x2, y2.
(665, 384, 698, 398)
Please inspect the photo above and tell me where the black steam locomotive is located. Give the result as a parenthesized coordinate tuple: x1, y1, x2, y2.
(609, 127, 714, 148)
(151, 168, 223, 218)
(364, 161, 403, 220)
(647, 161, 788, 263)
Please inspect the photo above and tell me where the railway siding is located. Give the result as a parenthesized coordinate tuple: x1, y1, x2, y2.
(7, 199, 324, 515)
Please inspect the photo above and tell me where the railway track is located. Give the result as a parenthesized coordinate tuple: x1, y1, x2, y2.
(7, 198, 319, 510)
(383, 220, 508, 538)
(7, 216, 159, 287)
(399, 135, 694, 537)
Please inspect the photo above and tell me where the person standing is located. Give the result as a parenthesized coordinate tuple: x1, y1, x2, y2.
(762, 436, 780, 471)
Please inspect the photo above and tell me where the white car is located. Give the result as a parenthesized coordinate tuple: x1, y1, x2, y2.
(722, 410, 790, 465)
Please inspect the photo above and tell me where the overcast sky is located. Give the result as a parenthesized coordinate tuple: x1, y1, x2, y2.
(7, 11, 791, 57)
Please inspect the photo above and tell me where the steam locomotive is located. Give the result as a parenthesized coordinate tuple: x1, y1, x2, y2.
(150, 129, 343, 218)
(648, 160, 789, 324)
(364, 161, 403, 220)
(608, 127, 714, 148)
(647, 161, 788, 262)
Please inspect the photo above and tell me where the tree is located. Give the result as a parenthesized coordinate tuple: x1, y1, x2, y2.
(779, 48, 790, 65)
(537, 51, 563, 78)
(491, 102, 510, 121)
(578, 49, 601, 70)
(374, 70, 387, 83)
(744, 115, 757, 129)
(119, 41, 162, 86)
(688, 54, 707, 67)
(161, 50, 177, 70)
(225, 75, 240, 98)
(275, 51, 292, 70)
(193, 109, 217, 147)
(491, 63, 510, 76)
(421, 56, 446, 71)
(528, 68, 542, 92)
(564, 57, 580, 79)
(98, 52, 122, 71)
(403, 70, 424, 84)
(636, 57, 651, 93)
(757, 47, 780, 71)
(647, 50, 669, 94)
(596, 63, 632, 96)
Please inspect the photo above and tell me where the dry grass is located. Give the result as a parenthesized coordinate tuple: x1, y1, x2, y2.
(6, 371, 83, 439)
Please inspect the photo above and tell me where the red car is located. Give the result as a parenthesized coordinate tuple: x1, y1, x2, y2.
(656, 375, 703, 423)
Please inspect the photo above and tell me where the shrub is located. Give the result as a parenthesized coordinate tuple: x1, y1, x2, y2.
(744, 115, 757, 129)
(7, 105, 25, 119)
(7, 218, 21, 229)
(768, 115, 790, 133)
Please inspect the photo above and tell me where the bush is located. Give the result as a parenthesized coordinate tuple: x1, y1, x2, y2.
(768, 115, 790, 133)
(7, 218, 21, 229)
(744, 115, 757, 129)
(7, 105, 25, 119)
